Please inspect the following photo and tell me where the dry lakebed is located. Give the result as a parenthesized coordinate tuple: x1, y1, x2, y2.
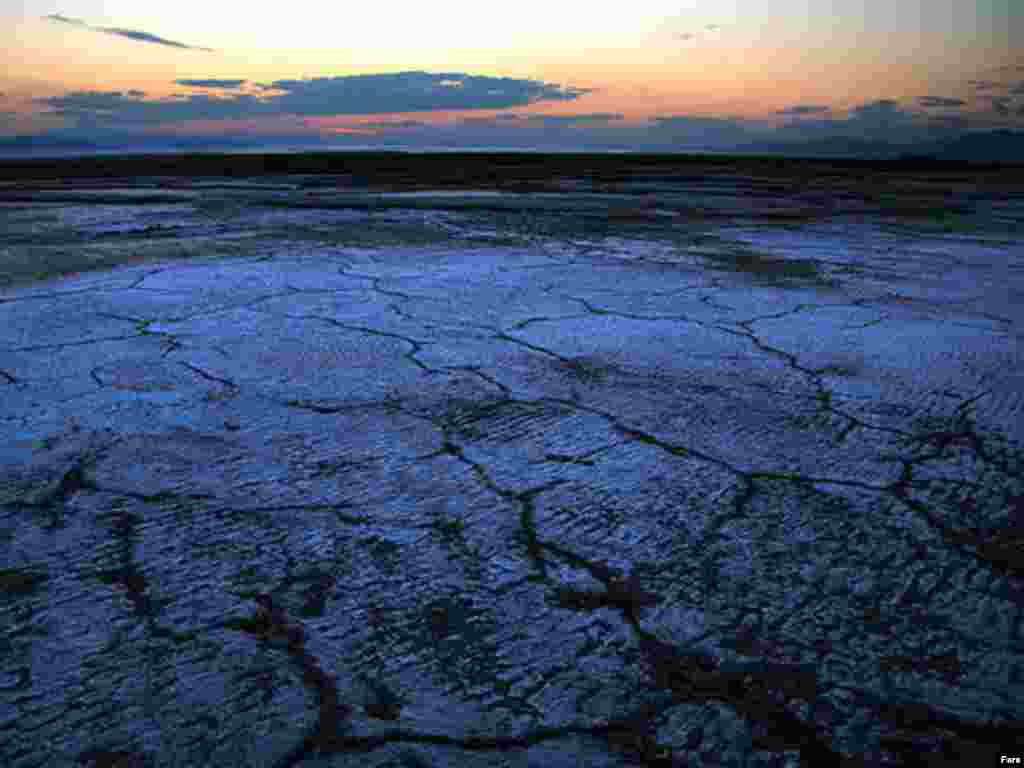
(1, 153, 1023, 766)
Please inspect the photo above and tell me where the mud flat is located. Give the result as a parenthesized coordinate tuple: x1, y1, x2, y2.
(1, 154, 1024, 766)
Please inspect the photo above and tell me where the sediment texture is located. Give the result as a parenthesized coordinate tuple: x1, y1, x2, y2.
(2, 179, 1023, 766)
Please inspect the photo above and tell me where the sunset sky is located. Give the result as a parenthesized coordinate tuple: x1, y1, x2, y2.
(1, 1, 1022, 152)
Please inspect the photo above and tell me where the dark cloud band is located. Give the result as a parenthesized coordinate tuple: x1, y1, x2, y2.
(40, 72, 591, 125)
(175, 79, 248, 89)
(777, 105, 831, 116)
(362, 120, 428, 129)
(525, 113, 623, 125)
(45, 13, 213, 51)
(919, 96, 966, 108)
(25, 80, 1023, 159)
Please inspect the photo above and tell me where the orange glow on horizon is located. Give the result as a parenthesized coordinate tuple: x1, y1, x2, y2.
(2, 5, 1020, 143)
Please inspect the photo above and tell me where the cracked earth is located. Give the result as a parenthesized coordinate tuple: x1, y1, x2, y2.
(2, 171, 1024, 766)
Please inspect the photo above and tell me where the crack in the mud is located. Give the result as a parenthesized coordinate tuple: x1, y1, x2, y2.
(3, 187, 1023, 767)
(179, 361, 240, 392)
(2, 333, 143, 353)
(225, 593, 351, 767)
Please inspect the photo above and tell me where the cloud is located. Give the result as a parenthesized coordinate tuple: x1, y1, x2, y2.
(0, 111, 19, 136)
(459, 116, 506, 126)
(921, 113, 969, 132)
(650, 115, 755, 145)
(919, 96, 965, 108)
(771, 98, 963, 145)
(98, 28, 213, 50)
(777, 105, 831, 116)
(362, 120, 428, 129)
(264, 73, 590, 115)
(44, 13, 87, 26)
(458, 113, 527, 126)
(849, 99, 903, 118)
(675, 24, 722, 41)
(23, 71, 1022, 157)
(44, 13, 213, 51)
(38, 72, 591, 128)
(453, 112, 620, 132)
(175, 79, 247, 89)
(524, 112, 623, 125)
(845, 99, 917, 137)
(39, 90, 265, 124)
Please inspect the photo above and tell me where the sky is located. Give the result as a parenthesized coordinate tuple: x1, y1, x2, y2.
(0, 1, 1022, 154)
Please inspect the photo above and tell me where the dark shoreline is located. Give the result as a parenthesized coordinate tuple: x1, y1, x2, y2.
(1, 150, 1021, 187)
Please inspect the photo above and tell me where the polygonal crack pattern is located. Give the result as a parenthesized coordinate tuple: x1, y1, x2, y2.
(1, 187, 1023, 767)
